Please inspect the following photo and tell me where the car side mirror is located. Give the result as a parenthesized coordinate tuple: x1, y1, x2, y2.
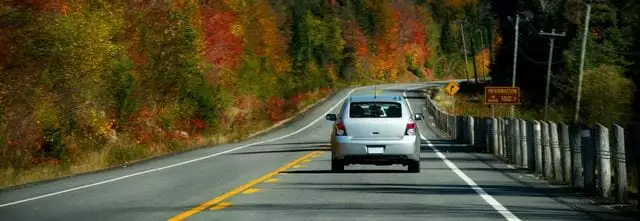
(326, 114, 337, 121)
(414, 113, 424, 121)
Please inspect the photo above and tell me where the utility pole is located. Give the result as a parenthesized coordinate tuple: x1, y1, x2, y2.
(509, 14, 521, 118)
(458, 21, 470, 82)
(469, 26, 479, 83)
(574, 3, 592, 123)
(480, 29, 487, 81)
(539, 29, 566, 121)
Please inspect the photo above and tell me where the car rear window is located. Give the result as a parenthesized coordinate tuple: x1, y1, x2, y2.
(349, 102, 402, 118)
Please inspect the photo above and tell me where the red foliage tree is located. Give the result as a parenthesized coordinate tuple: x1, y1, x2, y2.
(200, 8, 244, 70)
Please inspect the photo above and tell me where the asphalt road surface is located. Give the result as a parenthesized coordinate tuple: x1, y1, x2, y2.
(0, 82, 633, 221)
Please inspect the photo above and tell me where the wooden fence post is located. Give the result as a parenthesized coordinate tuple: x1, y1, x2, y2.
(596, 124, 612, 199)
(490, 118, 498, 154)
(468, 116, 475, 146)
(542, 122, 552, 179)
(520, 119, 528, 169)
(533, 121, 542, 174)
(613, 124, 627, 203)
(571, 124, 584, 189)
(550, 122, 562, 181)
(583, 127, 597, 194)
(560, 123, 571, 184)
(514, 119, 521, 167)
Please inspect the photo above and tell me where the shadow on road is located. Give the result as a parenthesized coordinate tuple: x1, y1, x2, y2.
(227, 141, 329, 155)
(194, 202, 612, 220)
(276, 182, 576, 198)
(112, 203, 599, 220)
(256, 142, 329, 147)
(228, 146, 328, 155)
(280, 169, 411, 174)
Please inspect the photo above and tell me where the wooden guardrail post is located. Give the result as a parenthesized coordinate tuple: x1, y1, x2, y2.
(508, 119, 515, 163)
(448, 113, 453, 137)
(520, 119, 529, 169)
(457, 115, 464, 142)
(571, 124, 584, 189)
(533, 121, 542, 174)
(500, 118, 506, 159)
(490, 118, 498, 154)
(612, 124, 627, 203)
(514, 119, 522, 167)
(496, 118, 503, 158)
(550, 122, 562, 181)
(443, 112, 448, 133)
(468, 116, 475, 146)
(526, 120, 535, 170)
(583, 127, 597, 194)
(504, 119, 511, 162)
(541, 121, 552, 179)
(596, 124, 612, 199)
(435, 110, 440, 129)
(560, 123, 571, 184)
(443, 112, 449, 134)
(439, 111, 444, 131)
(476, 117, 486, 151)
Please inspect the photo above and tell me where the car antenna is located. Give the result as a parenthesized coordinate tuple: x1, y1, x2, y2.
(374, 85, 377, 99)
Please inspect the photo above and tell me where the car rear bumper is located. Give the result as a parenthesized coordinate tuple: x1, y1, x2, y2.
(331, 135, 420, 163)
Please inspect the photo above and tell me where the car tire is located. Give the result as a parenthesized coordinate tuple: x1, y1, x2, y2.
(331, 159, 344, 172)
(408, 160, 420, 173)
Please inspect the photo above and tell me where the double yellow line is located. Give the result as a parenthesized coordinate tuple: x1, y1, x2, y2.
(168, 150, 323, 221)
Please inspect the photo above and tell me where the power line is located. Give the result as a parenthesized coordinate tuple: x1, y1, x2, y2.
(518, 47, 565, 65)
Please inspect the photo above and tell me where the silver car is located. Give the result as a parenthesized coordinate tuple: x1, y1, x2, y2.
(325, 95, 423, 173)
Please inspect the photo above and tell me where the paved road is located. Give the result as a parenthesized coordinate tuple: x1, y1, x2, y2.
(0, 83, 630, 221)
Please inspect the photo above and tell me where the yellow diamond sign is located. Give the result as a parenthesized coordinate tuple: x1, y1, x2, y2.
(444, 81, 460, 96)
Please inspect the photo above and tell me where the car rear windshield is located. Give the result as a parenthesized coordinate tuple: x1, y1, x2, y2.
(349, 102, 402, 118)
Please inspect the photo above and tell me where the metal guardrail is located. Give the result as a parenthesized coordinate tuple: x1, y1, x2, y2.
(423, 89, 630, 204)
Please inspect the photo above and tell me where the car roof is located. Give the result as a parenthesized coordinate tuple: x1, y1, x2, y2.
(348, 95, 403, 103)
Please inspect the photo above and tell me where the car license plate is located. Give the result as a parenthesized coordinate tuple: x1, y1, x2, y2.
(367, 146, 385, 154)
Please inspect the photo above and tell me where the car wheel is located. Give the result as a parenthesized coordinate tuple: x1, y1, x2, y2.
(331, 159, 344, 172)
(408, 160, 420, 173)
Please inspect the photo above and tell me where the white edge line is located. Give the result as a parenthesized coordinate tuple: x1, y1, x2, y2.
(404, 87, 521, 221)
(1, 84, 402, 208)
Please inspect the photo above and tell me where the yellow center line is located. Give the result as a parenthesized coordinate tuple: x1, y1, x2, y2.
(264, 178, 279, 183)
(242, 188, 261, 194)
(302, 159, 311, 163)
(210, 202, 232, 211)
(168, 150, 322, 221)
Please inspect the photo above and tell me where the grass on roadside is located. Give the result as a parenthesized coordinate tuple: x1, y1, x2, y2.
(0, 77, 428, 189)
(0, 87, 334, 189)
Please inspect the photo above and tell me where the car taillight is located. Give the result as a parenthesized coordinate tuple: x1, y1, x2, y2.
(336, 121, 347, 136)
(405, 119, 416, 136)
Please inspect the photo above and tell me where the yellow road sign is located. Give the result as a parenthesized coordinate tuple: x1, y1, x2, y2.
(444, 81, 460, 96)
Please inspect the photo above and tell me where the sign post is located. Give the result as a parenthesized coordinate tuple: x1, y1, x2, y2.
(485, 86, 520, 118)
(484, 86, 520, 105)
(444, 81, 460, 115)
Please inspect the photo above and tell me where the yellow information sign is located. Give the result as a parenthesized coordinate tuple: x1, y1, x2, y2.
(444, 81, 460, 96)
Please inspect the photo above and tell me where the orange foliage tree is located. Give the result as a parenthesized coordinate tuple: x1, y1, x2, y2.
(370, 2, 400, 81)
